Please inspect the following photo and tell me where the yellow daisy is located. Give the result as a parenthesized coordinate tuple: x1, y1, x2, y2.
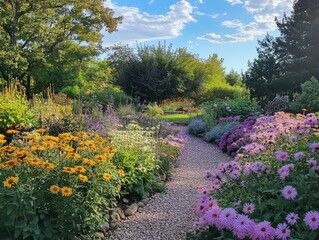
(62, 167, 76, 174)
(82, 158, 96, 166)
(61, 187, 73, 197)
(78, 174, 88, 183)
(50, 185, 60, 194)
(118, 169, 125, 177)
(3, 176, 19, 188)
(6, 129, 20, 134)
(103, 173, 112, 181)
(74, 165, 86, 173)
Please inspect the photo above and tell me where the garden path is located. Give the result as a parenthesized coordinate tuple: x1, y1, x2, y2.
(107, 127, 232, 240)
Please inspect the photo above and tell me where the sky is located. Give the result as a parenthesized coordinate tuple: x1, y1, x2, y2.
(103, 0, 294, 73)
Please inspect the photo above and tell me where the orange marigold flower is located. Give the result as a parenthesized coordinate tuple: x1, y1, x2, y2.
(61, 187, 73, 197)
(67, 153, 81, 160)
(3, 176, 19, 188)
(76, 131, 88, 138)
(6, 129, 19, 134)
(118, 169, 125, 177)
(50, 185, 60, 194)
(78, 174, 88, 183)
(35, 128, 47, 134)
(74, 165, 86, 173)
(62, 167, 76, 174)
(103, 173, 112, 181)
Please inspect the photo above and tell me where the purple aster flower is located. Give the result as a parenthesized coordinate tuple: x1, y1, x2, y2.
(205, 207, 221, 226)
(232, 214, 254, 239)
(275, 223, 291, 240)
(285, 213, 299, 225)
(279, 171, 289, 180)
(230, 170, 241, 180)
(276, 151, 289, 162)
(289, 136, 298, 142)
(243, 203, 255, 214)
(195, 202, 206, 216)
(281, 186, 298, 200)
(304, 211, 319, 230)
(307, 158, 317, 169)
(220, 208, 237, 229)
(251, 221, 275, 240)
(294, 151, 305, 160)
(309, 143, 319, 152)
(205, 199, 219, 209)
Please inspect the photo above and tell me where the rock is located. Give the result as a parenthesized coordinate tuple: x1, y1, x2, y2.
(95, 231, 105, 239)
(142, 198, 150, 205)
(137, 201, 145, 207)
(124, 203, 138, 216)
(122, 198, 129, 203)
(116, 208, 126, 220)
(100, 222, 109, 233)
(111, 212, 121, 222)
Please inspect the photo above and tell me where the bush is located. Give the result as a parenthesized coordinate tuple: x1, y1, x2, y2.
(203, 86, 248, 101)
(160, 98, 196, 112)
(204, 121, 239, 143)
(187, 119, 206, 136)
(264, 95, 291, 114)
(193, 113, 319, 239)
(0, 130, 123, 239)
(291, 77, 319, 113)
(0, 85, 37, 132)
(145, 103, 164, 117)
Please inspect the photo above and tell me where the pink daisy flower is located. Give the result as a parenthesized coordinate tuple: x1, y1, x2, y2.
(281, 186, 297, 200)
(275, 223, 291, 240)
(243, 203, 255, 214)
(304, 211, 319, 230)
(285, 212, 299, 225)
(251, 221, 275, 240)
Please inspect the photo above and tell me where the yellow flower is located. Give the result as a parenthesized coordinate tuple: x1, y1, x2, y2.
(6, 129, 19, 134)
(58, 132, 72, 139)
(35, 128, 47, 134)
(0, 134, 5, 139)
(2, 159, 19, 169)
(42, 135, 59, 142)
(103, 173, 112, 181)
(63, 145, 74, 152)
(82, 158, 96, 166)
(118, 169, 125, 177)
(94, 155, 107, 163)
(50, 185, 60, 194)
(62, 167, 76, 174)
(61, 187, 73, 197)
(42, 162, 56, 170)
(31, 145, 46, 152)
(27, 158, 43, 166)
(74, 165, 86, 173)
(0, 139, 6, 145)
(67, 153, 81, 160)
(78, 174, 88, 183)
(76, 131, 88, 138)
(3, 176, 19, 188)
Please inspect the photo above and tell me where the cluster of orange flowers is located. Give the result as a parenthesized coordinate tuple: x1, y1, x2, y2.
(0, 129, 125, 197)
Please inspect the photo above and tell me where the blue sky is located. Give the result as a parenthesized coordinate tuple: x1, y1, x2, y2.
(103, 0, 294, 73)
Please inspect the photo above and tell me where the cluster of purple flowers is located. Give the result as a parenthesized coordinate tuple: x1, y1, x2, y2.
(278, 164, 294, 180)
(220, 112, 317, 156)
(161, 133, 188, 149)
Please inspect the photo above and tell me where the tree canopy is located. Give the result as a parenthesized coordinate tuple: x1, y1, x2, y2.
(0, 0, 121, 97)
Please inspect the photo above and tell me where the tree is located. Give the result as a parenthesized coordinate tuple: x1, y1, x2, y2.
(226, 69, 243, 87)
(274, 0, 319, 96)
(0, 0, 121, 97)
(243, 34, 282, 104)
(109, 43, 205, 102)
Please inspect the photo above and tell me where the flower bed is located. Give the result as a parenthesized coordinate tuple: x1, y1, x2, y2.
(191, 112, 319, 239)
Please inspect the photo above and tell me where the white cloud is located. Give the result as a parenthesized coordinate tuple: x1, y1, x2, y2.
(149, 0, 155, 4)
(197, 0, 204, 3)
(197, 33, 222, 43)
(199, 0, 294, 44)
(227, 0, 243, 5)
(103, 0, 195, 46)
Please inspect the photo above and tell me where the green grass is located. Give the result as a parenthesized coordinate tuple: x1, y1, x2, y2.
(162, 112, 200, 123)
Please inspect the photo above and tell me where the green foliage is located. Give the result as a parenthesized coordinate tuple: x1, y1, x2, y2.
(291, 77, 319, 113)
(0, 1, 121, 96)
(202, 99, 260, 129)
(204, 121, 239, 143)
(187, 119, 206, 136)
(160, 98, 196, 112)
(0, 86, 36, 131)
(110, 43, 206, 102)
(145, 103, 164, 117)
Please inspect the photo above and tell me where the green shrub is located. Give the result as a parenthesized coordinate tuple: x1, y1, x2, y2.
(204, 121, 239, 143)
(145, 103, 164, 117)
(187, 119, 206, 136)
(0, 86, 37, 132)
(291, 77, 319, 113)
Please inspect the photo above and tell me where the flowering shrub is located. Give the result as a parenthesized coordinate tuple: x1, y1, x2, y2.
(0, 130, 123, 239)
(191, 112, 319, 239)
(160, 98, 196, 112)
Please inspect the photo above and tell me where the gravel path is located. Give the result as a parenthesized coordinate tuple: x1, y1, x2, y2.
(107, 127, 232, 240)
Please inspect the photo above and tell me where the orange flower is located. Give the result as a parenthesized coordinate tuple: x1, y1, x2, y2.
(35, 128, 47, 134)
(103, 173, 112, 181)
(82, 158, 96, 166)
(61, 187, 73, 197)
(78, 174, 88, 183)
(67, 153, 81, 160)
(3, 176, 19, 188)
(42, 162, 56, 170)
(74, 165, 86, 173)
(118, 169, 125, 177)
(6, 129, 19, 134)
(62, 167, 76, 174)
(50, 185, 60, 194)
